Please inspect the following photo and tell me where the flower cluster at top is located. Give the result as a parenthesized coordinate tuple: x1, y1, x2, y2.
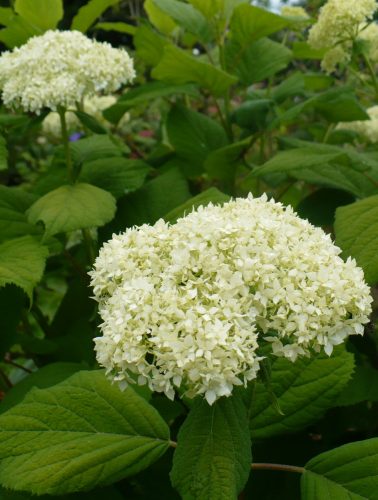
(90, 195, 372, 405)
(0, 30, 135, 114)
(42, 95, 129, 139)
(337, 105, 378, 142)
(308, 0, 377, 73)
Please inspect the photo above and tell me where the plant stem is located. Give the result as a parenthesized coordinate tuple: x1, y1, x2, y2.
(58, 107, 74, 183)
(82, 228, 96, 264)
(4, 357, 33, 374)
(0, 369, 12, 388)
(251, 463, 304, 474)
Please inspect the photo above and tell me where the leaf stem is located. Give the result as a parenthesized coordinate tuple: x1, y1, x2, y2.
(58, 107, 74, 183)
(251, 463, 305, 474)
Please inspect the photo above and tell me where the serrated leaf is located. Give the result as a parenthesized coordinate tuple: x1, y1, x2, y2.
(0, 236, 48, 300)
(0, 370, 170, 495)
(14, 0, 63, 31)
(152, 45, 237, 97)
(335, 195, 378, 284)
(71, 0, 120, 32)
(170, 395, 251, 500)
(302, 438, 378, 500)
(80, 158, 151, 198)
(166, 105, 228, 171)
(71, 135, 125, 165)
(164, 187, 230, 223)
(227, 37, 292, 85)
(27, 183, 116, 239)
(249, 347, 354, 439)
(0, 362, 84, 414)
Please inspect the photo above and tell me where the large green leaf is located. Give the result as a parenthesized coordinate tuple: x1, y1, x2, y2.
(166, 105, 228, 171)
(164, 187, 230, 223)
(152, 45, 237, 97)
(205, 137, 252, 185)
(71, 135, 125, 165)
(227, 37, 292, 85)
(249, 347, 354, 439)
(103, 82, 198, 123)
(302, 438, 378, 499)
(0, 186, 39, 243)
(134, 24, 169, 66)
(170, 395, 251, 500)
(189, 0, 247, 21)
(336, 364, 378, 407)
(94, 21, 136, 35)
(0, 370, 170, 495)
(152, 0, 211, 42)
(27, 183, 116, 239)
(0, 14, 39, 47)
(144, 0, 177, 35)
(0, 236, 48, 300)
(0, 135, 8, 170)
(80, 158, 151, 199)
(14, 0, 63, 31)
(71, 0, 120, 32)
(0, 285, 25, 357)
(0, 7, 13, 26)
(335, 195, 378, 284)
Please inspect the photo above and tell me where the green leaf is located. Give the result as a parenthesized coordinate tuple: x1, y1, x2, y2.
(0, 186, 40, 243)
(296, 188, 355, 227)
(164, 187, 230, 223)
(0, 236, 48, 301)
(14, 0, 63, 31)
(205, 137, 252, 185)
(94, 21, 136, 35)
(166, 105, 228, 171)
(227, 37, 292, 85)
(103, 82, 199, 123)
(27, 183, 116, 239)
(74, 110, 107, 135)
(292, 41, 326, 60)
(302, 438, 378, 499)
(252, 147, 377, 197)
(170, 395, 251, 500)
(0, 7, 14, 26)
(0, 15, 38, 48)
(80, 158, 151, 198)
(189, 0, 247, 21)
(71, 135, 124, 165)
(144, 0, 177, 35)
(134, 24, 169, 66)
(152, 0, 211, 42)
(0, 363, 84, 414)
(335, 195, 378, 284)
(249, 347, 354, 439)
(336, 364, 378, 407)
(71, 0, 120, 32)
(232, 99, 274, 131)
(0, 370, 170, 495)
(152, 45, 237, 97)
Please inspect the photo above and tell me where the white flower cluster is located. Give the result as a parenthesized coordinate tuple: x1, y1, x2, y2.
(281, 6, 309, 19)
(42, 95, 130, 138)
(90, 195, 372, 405)
(0, 30, 135, 114)
(359, 22, 378, 62)
(337, 105, 378, 142)
(308, 0, 377, 73)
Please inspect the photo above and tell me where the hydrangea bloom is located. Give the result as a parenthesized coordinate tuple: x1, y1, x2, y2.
(308, 0, 377, 72)
(42, 95, 129, 138)
(359, 22, 378, 63)
(281, 6, 309, 19)
(0, 30, 135, 113)
(90, 195, 372, 405)
(337, 105, 378, 142)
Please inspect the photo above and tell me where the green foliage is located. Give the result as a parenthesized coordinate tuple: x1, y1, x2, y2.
(170, 395, 251, 499)
(302, 439, 378, 499)
(249, 348, 354, 439)
(71, 0, 120, 32)
(0, 236, 48, 300)
(14, 0, 63, 31)
(0, 370, 170, 495)
(27, 183, 116, 239)
(335, 195, 378, 284)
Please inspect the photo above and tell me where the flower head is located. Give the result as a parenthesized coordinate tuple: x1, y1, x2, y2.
(90, 195, 372, 405)
(0, 30, 135, 113)
(308, 0, 377, 72)
(281, 6, 309, 19)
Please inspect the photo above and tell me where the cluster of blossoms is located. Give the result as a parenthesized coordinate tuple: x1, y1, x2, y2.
(0, 30, 135, 114)
(281, 6, 309, 19)
(308, 0, 377, 73)
(42, 95, 129, 139)
(359, 22, 378, 63)
(90, 195, 372, 405)
(337, 105, 378, 142)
